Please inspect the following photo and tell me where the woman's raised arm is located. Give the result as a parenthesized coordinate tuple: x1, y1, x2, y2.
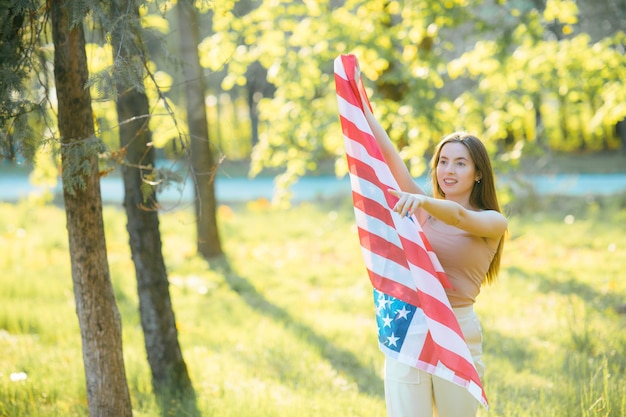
(355, 69, 425, 196)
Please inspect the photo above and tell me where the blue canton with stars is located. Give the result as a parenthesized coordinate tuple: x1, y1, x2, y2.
(374, 289, 417, 352)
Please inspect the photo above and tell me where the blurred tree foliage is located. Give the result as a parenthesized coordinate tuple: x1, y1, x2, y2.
(195, 0, 625, 201)
(0, 0, 47, 162)
(1, 0, 625, 202)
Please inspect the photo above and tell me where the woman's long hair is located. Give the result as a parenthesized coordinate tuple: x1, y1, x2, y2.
(430, 132, 506, 284)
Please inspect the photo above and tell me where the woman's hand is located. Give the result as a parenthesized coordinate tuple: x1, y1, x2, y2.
(388, 189, 426, 217)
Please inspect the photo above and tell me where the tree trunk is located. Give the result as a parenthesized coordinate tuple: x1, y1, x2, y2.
(117, 84, 199, 415)
(247, 86, 260, 147)
(108, 1, 199, 414)
(49, 1, 132, 416)
(177, 0, 224, 260)
(246, 61, 275, 149)
(558, 95, 569, 147)
(616, 119, 626, 154)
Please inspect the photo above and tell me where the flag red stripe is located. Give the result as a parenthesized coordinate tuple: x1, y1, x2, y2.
(358, 227, 408, 270)
(340, 115, 386, 163)
(352, 191, 395, 229)
(365, 269, 422, 307)
(399, 235, 452, 289)
(346, 154, 407, 226)
(335, 68, 362, 108)
(415, 289, 464, 338)
(418, 333, 483, 385)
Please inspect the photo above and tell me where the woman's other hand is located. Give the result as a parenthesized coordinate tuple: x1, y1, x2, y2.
(388, 189, 425, 217)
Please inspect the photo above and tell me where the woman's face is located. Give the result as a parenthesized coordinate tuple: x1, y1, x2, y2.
(436, 142, 480, 201)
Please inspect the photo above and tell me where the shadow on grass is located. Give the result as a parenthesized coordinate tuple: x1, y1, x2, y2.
(537, 275, 624, 313)
(483, 328, 535, 373)
(509, 266, 624, 313)
(212, 259, 383, 398)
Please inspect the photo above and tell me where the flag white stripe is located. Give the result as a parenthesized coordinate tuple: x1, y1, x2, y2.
(337, 96, 372, 136)
(353, 205, 402, 248)
(428, 319, 476, 362)
(344, 135, 397, 187)
(359, 247, 416, 290)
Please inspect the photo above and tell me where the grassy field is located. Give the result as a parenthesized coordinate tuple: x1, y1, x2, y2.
(0, 191, 625, 416)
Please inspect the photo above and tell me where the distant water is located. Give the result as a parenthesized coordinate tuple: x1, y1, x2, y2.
(521, 173, 626, 196)
(1, 173, 625, 206)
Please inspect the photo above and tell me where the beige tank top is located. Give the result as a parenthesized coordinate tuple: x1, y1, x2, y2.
(421, 216, 497, 307)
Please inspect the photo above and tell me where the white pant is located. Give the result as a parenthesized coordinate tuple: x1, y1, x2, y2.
(384, 305, 484, 417)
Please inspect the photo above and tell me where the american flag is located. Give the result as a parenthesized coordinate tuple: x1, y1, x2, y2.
(334, 54, 488, 408)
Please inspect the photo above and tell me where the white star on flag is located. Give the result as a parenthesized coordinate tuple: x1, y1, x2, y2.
(387, 333, 400, 347)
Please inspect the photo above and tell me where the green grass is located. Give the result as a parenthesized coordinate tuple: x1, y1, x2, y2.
(0, 193, 625, 416)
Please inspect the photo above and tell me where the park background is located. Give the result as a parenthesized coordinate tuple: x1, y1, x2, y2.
(1, 0, 626, 416)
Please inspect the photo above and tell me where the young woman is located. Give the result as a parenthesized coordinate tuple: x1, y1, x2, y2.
(356, 70, 508, 417)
